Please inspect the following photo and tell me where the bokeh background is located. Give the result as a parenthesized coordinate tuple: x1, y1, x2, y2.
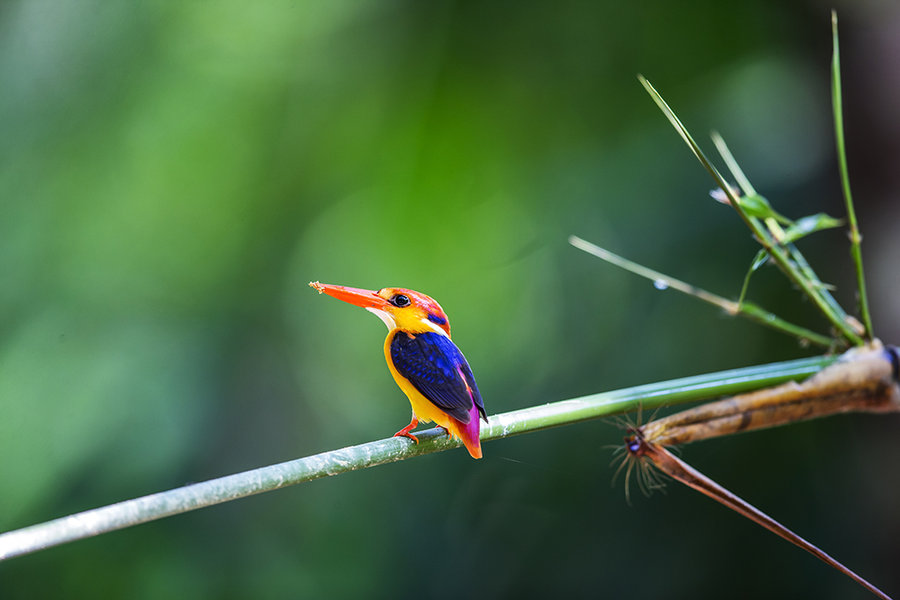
(2, 1, 898, 598)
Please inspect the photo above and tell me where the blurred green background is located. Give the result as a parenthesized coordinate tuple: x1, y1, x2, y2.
(2, 1, 898, 598)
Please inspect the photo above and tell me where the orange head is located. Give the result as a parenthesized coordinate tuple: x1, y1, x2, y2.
(309, 282, 451, 336)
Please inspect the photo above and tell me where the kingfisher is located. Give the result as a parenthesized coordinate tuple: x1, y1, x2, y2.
(310, 282, 488, 459)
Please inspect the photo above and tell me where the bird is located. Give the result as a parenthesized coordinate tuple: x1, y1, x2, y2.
(309, 281, 488, 459)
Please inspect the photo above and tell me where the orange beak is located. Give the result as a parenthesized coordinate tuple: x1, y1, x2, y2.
(309, 282, 391, 310)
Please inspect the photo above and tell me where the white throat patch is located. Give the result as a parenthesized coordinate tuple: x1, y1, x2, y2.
(366, 307, 396, 331)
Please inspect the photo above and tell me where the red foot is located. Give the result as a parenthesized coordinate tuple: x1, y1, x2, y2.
(393, 416, 419, 444)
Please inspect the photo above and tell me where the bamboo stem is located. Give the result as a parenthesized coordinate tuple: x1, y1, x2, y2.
(642, 343, 899, 446)
(0, 355, 835, 561)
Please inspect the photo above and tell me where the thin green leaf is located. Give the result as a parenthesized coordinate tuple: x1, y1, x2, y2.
(737, 249, 769, 307)
(781, 213, 844, 244)
(712, 131, 756, 196)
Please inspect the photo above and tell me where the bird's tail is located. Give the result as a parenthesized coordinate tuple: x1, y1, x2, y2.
(452, 404, 484, 459)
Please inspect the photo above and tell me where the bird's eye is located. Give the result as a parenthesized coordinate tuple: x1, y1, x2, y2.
(391, 294, 411, 308)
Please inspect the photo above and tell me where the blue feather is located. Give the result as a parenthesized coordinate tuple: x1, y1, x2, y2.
(390, 331, 486, 424)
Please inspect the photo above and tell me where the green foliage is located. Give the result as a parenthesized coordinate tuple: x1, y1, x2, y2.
(781, 213, 843, 244)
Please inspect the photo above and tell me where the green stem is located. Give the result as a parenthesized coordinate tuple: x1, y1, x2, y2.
(831, 11, 874, 339)
(0, 355, 835, 561)
(569, 235, 833, 347)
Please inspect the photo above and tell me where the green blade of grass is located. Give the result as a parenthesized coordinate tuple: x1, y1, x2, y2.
(737, 249, 768, 308)
(711, 130, 757, 197)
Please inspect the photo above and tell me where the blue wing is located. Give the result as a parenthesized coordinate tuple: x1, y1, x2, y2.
(390, 331, 486, 424)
